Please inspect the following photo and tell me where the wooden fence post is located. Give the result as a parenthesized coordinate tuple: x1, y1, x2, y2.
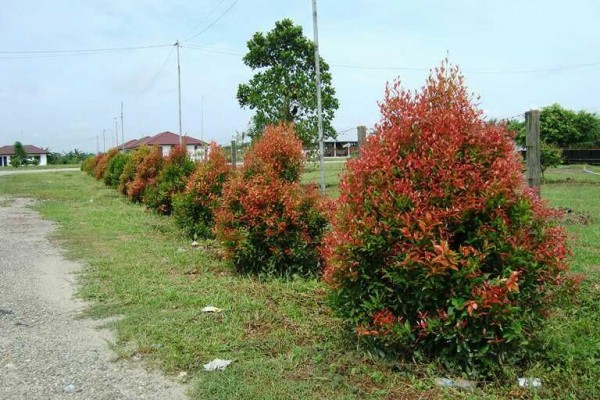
(357, 125, 367, 149)
(525, 110, 541, 196)
(231, 140, 237, 169)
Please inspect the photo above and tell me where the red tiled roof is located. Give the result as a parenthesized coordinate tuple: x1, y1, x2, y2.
(144, 131, 206, 146)
(124, 132, 206, 150)
(0, 145, 49, 155)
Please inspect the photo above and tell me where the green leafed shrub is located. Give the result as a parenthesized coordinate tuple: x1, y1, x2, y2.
(118, 146, 151, 195)
(173, 142, 233, 239)
(540, 141, 563, 177)
(143, 145, 195, 214)
(323, 62, 577, 375)
(92, 148, 119, 180)
(125, 146, 163, 203)
(214, 123, 331, 277)
(104, 152, 130, 188)
(81, 155, 98, 174)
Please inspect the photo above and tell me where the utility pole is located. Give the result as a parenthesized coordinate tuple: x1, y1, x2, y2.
(311, 0, 326, 193)
(175, 40, 183, 146)
(201, 95, 204, 142)
(121, 101, 125, 151)
(96, 135, 99, 155)
(102, 129, 106, 153)
(114, 117, 118, 149)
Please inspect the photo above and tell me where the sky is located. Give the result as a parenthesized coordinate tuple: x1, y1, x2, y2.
(0, 0, 599, 153)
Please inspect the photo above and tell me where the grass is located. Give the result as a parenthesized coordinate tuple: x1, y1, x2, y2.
(0, 165, 598, 399)
(302, 160, 345, 197)
(0, 163, 80, 170)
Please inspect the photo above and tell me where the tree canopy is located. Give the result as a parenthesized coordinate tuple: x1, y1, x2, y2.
(507, 104, 600, 148)
(10, 141, 28, 167)
(237, 19, 339, 149)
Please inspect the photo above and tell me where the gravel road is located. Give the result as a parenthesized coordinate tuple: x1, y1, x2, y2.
(0, 197, 187, 400)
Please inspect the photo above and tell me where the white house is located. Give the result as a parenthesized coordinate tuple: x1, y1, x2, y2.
(0, 144, 49, 166)
(122, 131, 208, 160)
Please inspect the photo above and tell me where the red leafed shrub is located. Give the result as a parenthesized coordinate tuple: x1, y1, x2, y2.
(143, 145, 195, 214)
(125, 146, 163, 203)
(92, 148, 119, 180)
(214, 123, 331, 277)
(118, 146, 151, 195)
(323, 62, 576, 374)
(173, 142, 233, 239)
(243, 123, 305, 182)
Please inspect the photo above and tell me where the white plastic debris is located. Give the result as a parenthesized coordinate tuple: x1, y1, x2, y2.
(435, 378, 475, 389)
(200, 306, 222, 313)
(518, 378, 541, 388)
(203, 359, 232, 371)
(191, 241, 200, 247)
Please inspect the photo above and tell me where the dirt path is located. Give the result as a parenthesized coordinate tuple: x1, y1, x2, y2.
(0, 167, 80, 177)
(0, 197, 187, 400)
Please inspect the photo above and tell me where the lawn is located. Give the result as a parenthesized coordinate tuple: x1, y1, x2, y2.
(0, 163, 80, 170)
(0, 165, 598, 399)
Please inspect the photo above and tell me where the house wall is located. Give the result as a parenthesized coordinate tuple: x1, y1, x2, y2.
(39, 154, 47, 166)
(0, 155, 8, 167)
(187, 144, 207, 161)
(161, 145, 172, 157)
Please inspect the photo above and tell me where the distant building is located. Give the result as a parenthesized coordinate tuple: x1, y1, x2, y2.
(122, 131, 208, 160)
(324, 130, 359, 157)
(0, 144, 49, 167)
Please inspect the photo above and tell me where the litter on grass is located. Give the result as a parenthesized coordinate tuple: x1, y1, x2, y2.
(203, 359, 232, 371)
(518, 378, 541, 388)
(435, 378, 475, 389)
(200, 306, 223, 313)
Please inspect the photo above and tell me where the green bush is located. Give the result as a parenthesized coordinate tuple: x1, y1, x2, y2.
(173, 142, 233, 239)
(323, 62, 576, 375)
(92, 149, 118, 180)
(214, 123, 331, 277)
(540, 141, 563, 177)
(143, 146, 195, 214)
(81, 155, 97, 174)
(118, 146, 151, 196)
(104, 152, 130, 188)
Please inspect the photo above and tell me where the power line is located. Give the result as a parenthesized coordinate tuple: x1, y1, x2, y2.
(182, 44, 243, 56)
(0, 43, 171, 55)
(134, 46, 176, 99)
(181, 0, 229, 39)
(182, 0, 239, 43)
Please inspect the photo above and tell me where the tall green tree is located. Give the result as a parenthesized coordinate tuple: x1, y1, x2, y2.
(10, 141, 28, 167)
(508, 104, 600, 148)
(237, 19, 339, 149)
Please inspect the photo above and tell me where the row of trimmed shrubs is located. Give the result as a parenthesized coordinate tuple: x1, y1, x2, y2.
(81, 63, 577, 376)
(81, 123, 331, 278)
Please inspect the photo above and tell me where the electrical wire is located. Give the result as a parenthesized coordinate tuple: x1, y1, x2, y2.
(182, 0, 239, 43)
(182, 44, 243, 56)
(134, 46, 176, 100)
(180, 0, 228, 39)
(499, 112, 525, 121)
(0, 43, 172, 59)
